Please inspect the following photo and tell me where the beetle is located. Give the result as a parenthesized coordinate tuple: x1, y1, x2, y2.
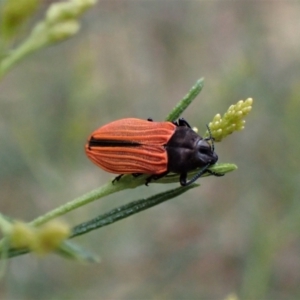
(85, 118, 221, 186)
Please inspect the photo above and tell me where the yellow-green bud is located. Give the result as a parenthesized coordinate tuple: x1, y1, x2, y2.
(46, 0, 97, 25)
(48, 21, 80, 42)
(32, 221, 71, 255)
(9, 222, 36, 249)
(46, 3, 80, 25)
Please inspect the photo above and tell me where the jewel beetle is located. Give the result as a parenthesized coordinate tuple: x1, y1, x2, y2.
(85, 118, 221, 186)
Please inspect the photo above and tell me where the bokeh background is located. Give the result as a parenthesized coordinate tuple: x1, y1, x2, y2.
(1, 1, 300, 299)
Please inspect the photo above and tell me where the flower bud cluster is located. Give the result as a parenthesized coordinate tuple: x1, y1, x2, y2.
(206, 98, 253, 142)
(44, 0, 96, 42)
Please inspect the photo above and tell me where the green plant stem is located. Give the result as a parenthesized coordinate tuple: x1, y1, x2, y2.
(0, 24, 48, 79)
(29, 176, 141, 227)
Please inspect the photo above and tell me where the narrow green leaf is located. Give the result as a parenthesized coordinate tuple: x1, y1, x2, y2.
(57, 240, 100, 263)
(71, 184, 198, 238)
(166, 78, 204, 122)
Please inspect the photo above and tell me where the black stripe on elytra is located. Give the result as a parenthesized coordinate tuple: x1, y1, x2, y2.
(89, 138, 141, 147)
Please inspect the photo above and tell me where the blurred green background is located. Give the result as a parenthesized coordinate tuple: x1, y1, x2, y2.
(1, 1, 300, 299)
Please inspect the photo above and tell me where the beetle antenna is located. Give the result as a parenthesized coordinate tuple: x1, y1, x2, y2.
(182, 164, 210, 186)
(205, 124, 215, 152)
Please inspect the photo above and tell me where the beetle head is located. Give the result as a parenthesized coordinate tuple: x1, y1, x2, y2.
(195, 138, 218, 166)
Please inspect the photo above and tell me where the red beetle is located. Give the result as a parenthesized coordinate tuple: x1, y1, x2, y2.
(85, 118, 220, 186)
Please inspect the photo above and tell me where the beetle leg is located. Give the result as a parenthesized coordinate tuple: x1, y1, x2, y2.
(145, 175, 154, 186)
(145, 171, 168, 186)
(178, 118, 191, 128)
(179, 172, 188, 186)
(113, 174, 123, 183)
(206, 169, 224, 177)
(112, 174, 124, 184)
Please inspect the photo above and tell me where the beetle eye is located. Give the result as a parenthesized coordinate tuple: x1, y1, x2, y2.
(199, 144, 210, 154)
